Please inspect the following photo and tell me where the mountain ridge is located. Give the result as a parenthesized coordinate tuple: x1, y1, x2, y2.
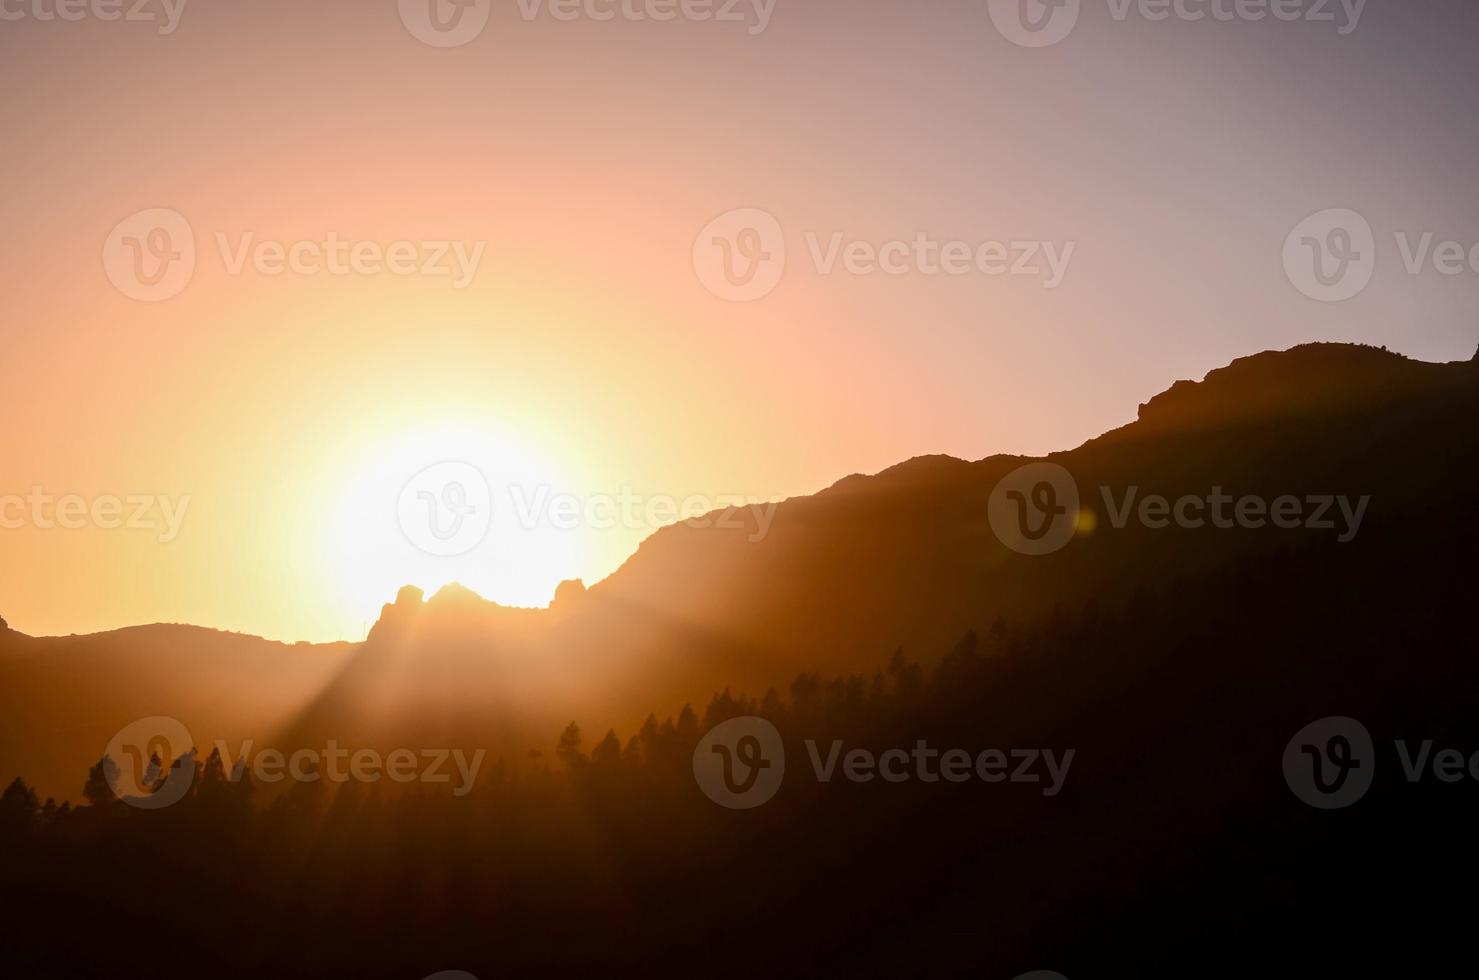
(4, 342, 1470, 646)
(4, 339, 1477, 802)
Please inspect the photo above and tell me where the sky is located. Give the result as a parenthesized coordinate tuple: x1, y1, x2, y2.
(2, 0, 1477, 642)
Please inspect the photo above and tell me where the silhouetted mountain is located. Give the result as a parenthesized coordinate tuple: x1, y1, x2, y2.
(3, 342, 1476, 802)
(571, 342, 1476, 690)
(0, 626, 353, 802)
(5, 430, 1477, 978)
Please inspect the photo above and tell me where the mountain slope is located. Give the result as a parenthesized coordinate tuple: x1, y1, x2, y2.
(3, 342, 1475, 801)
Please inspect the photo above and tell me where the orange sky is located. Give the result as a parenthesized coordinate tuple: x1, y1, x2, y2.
(3, 0, 1477, 641)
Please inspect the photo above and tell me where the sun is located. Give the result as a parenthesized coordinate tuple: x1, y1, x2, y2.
(319, 423, 583, 635)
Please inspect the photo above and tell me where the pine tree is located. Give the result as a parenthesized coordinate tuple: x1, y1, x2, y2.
(637, 713, 660, 756)
(590, 730, 622, 769)
(0, 776, 39, 833)
(197, 746, 232, 812)
(83, 756, 120, 808)
(675, 704, 699, 743)
(760, 687, 785, 718)
(556, 722, 584, 768)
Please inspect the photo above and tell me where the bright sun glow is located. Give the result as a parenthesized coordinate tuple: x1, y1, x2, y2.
(320, 424, 583, 635)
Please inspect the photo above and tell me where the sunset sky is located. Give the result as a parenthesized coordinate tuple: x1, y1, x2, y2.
(3, 0, 1478, 642)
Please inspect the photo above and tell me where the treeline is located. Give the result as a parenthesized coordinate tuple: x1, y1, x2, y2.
(3, 512, 1478, 979)
(0, 625, 1001, 828)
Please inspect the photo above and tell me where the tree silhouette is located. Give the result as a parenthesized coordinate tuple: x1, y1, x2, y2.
(82, 756, 119, 808)
(675, 704, 699, 742)
(2, 489, 1477, 980)
(887, 647, 924, 701)
(0, 776, 38, 834)
(556, 722, 584, 768)
(590, 729, 622, 769)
